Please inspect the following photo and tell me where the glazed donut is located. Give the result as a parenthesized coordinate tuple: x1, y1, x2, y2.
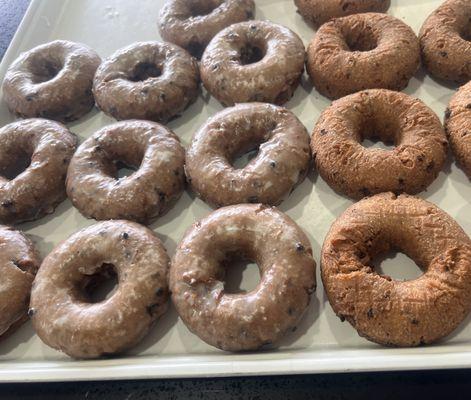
(29, 220, 170, 359)
(186, 103, 310, 207)
(294, 0, 390, 26)
(419, 0, 471, 84)
(158, 0, 255, 59)
(311, 89, 447, 200)
(0, 119, 77, 224)
(170, 204, 316, 351)
(200, 20, 305, 106)
(2, 40, 101, 123)
(66, 120, 185, 223)
(0, 226, 40, 339)
(93, 41, 199, 123)
(306, 13, 420, 100)
(322, 192, 471, 347)
(445, 81, 471, 179)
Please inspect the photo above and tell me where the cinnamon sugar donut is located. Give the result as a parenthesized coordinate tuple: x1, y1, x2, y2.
(186, 103, 311, 207)
(66, 120, 185, 224)
(30, 220, 170, 359)
(158, 0, 255, 59)
(170, 204, 316, 351)
(2, 40, 101, 123)
(295, 0, 390, 26)
(322, 192, 471, 347)
(0, 226, 40, 339)
(200, 20, 305, 106)
(93, 41, 199, 123)
(0, 119, 77, 224)
(307, 13, 420, 99)
(311, 89, 447, 199)
(445, 81, 471, 178)
(419, 0, 471, 84)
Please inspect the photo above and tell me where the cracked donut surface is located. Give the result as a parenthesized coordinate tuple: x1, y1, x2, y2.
(322, 192, 471, 347)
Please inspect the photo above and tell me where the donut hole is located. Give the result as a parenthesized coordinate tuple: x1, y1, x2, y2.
(128, 62, 162, 82)
(232, 145, 260, 169)
(30, 58, 63, 84)
(359, 112, 401, 150)
(81, 263, 119, 303)
(370, 250, 423, 281)
(189, 0, 222, 17)
(115, 160, 138, 179)
(239, 41, 266, 65)
(343, 26, 378, 52)
(0, 148, 32, 180)
(222, 255, 261, 294)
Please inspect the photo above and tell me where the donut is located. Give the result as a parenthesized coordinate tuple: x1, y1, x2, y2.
(311, 89, 447, 200)
(93, 41, 199, 123)
(0, 119, 77, 224)
(294, 0, 390, 26)
(2, 40, 101, 123)
(200, 20, 305, 106)
(158, 0, 255, 59)
(306, 13, 420, 100)
(170, 204, 316, 351)
(445, 81, 471, 179)
(322, 192, 471, 347)
(29, 220, 170, 359)
(66, 120, 185, 223)
(419, 0, 471, 84)
(186, 103, 310, 207)
(0, 226, 40, 339)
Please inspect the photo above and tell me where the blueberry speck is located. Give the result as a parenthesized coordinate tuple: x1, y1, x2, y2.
(122, 232, 129, 240)
(295, 243, 305, 252)
(27, 308, 36, 317)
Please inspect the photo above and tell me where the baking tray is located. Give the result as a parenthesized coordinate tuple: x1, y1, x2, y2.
(0, 0, 470, 383)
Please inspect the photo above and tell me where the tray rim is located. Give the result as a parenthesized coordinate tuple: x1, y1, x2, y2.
(1, 0, 471, 383)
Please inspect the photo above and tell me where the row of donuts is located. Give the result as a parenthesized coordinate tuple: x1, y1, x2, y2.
(4, 1, 469, 127)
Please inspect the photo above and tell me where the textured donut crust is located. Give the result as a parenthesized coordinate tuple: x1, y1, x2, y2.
(306, 13, 420, 100)
(158, 0, 255, 59)
(186, 103, 311, 207)
(66, 120, 185, 223)
(200, 20, 306, 106)
(170, 204, 316, 351)
(294, 0, 390, 26)
(0, 226, 39, 339)
(0, 119, 77, 224)
(2, 40, 101, 123)
(30, 220, 170, 359)
(311, 89, 447, 200)
(445, 81, 471, 178)
(93, 41, 199, 123)
(322, 192, 471, 347)
(419, 0, 471, 84)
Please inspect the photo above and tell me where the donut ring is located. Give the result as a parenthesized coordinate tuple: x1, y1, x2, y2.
(311, 89, 447, 200)
(306, 13, 420, 100)
(30, 220, 170, 359)
(93, 41, 199, 123)
(66, 120, 185, 223)
(200, 20, 305, 106)
(294, 0, 390, 26)
(158, 0, 255, 59)
(170, 204, 316, 351)
(0, 226, 39, 339)
(322, 192, 471, 347)
(419, 0, 471, 84)
(0, 119, 77, 224)
(445, 81, 471, 179)
(186, 103, 310, 207)
(2, 40, 101, 123)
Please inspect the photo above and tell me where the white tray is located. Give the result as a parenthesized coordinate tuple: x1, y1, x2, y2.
(0, 0, 470, 383)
